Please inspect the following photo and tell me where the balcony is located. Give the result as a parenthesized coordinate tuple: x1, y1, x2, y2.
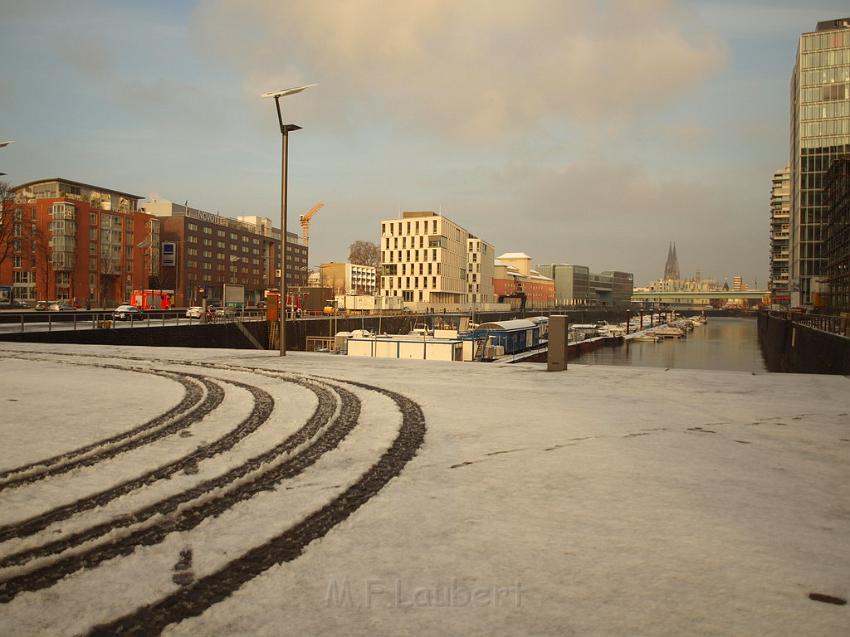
(50, 251, 76, 271)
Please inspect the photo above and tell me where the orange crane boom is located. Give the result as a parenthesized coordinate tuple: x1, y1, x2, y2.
(299, 202, 324, 246)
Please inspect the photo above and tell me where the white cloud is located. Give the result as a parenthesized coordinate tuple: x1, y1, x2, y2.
(193, 0, 727, 141)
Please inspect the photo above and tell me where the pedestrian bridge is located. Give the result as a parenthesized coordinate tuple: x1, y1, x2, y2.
(632, 290, 769, 302)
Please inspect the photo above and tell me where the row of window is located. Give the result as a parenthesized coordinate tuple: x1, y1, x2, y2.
(799, 66, 850, 87)
(802, 31, 850, 53)
(801, 100, 850, 122)
(800, 83, 849, 103)
(382, 219, 440, 236)
(800, 48, 850, 70)
(801, 117, 850, 138)
(186, 222, 263, 244)
(383, 249, 441, 263)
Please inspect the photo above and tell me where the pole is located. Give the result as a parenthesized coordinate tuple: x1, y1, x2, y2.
(277, 97, 288, 357)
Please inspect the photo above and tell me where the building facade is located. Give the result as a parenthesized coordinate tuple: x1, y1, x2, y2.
(144, 200, 307, 306)
(536, 264, 590, 306)
(467, 236, 495, 304)
(493, 253, 555, 309)
(770, 165, 792, 304)
(319, 261, 377, 295)
(823, 156, 850, 310)
(380, 211, 469, 308)
(589, 272, 613, 305)
(2, 178, 159, 306)
(789, 18, 850, 305)
(600, 270, 635, 306)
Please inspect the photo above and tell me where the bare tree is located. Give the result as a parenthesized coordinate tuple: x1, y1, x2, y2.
(0, 181, 14, 274)
(348, 240, 380, 268)
(29, 223, 51, 298)
(348, 240, 382, 291)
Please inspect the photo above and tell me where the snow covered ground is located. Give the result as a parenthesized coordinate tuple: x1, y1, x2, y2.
(0, 342, 848, 636)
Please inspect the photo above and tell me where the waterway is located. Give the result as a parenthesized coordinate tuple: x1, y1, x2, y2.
(574, 317, 768, 373)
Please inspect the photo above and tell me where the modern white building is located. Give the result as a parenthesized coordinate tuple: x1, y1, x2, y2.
(319, 261, 377, 295)
(467, 236, 495, 304)
(380, 211, 470, 309)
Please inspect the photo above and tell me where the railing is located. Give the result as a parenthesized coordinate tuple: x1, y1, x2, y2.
(769, 310, 850, 338)
(0, 309, 266, 334)
(795, 313, 850, 337)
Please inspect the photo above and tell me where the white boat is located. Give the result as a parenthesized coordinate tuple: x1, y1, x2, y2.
(632, 332, 661, 342)
(654, 325, 685, 339)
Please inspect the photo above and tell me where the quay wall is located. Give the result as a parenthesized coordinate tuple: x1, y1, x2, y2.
(0, 321, 269, 350)
(758, 312, 850, 374)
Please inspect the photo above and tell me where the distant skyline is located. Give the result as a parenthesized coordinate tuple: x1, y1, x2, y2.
(2, 0, 848, 285)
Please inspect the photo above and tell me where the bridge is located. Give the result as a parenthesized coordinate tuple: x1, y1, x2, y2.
(632, 290, 769, 303)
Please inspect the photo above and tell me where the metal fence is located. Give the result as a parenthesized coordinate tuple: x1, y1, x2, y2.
(769, 310, 850, 338)
(0, 309, 266, 334)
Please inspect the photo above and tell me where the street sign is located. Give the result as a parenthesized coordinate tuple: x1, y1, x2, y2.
(162, 242, 176, 267)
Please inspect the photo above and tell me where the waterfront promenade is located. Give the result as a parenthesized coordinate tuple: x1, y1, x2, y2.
(0, 343, 848, 636)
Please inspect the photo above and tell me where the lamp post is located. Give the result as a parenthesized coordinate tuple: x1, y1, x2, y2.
(262, 83, 316, 356)
(230, 255, 243, 284)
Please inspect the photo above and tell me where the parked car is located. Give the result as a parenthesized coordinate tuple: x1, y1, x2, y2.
(185, 306, 205, 319)
(48, 302, 77, 311)
(34, 301, 48, 311)
(256, 300, 267, 310)
(112, 304, 142, 321)
(214, 305, 236, 318)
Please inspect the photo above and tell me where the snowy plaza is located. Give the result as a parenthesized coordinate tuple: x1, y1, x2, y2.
(0, 343, 848, 636)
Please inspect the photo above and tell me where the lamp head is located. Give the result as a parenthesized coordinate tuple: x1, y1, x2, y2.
(261, 84, 318, 99)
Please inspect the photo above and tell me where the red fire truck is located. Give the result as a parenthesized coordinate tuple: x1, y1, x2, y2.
(130, 289, 174, 310)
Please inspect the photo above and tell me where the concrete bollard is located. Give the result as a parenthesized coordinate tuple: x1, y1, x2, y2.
(548, 314, 569, 372)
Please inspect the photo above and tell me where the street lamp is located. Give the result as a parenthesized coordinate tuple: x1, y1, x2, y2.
(262, 83, 316, 356)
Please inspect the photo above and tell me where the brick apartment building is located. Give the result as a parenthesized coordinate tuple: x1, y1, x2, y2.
(143, 200, 308, 306)
(1, 178, 160, 306)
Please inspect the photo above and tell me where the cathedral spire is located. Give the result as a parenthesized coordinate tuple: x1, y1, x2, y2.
(663, 241, 681, 280)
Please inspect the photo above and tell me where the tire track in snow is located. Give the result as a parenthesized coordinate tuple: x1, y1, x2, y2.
(87, 378, 425, 636)
(0, 368, 269, 544)
(0, 376, 354, 603)
(0, 370, 212, 491)
(0, 375, 336, 571)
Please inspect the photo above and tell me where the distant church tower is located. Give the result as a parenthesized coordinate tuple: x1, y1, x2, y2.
(663, 242, 680, 280)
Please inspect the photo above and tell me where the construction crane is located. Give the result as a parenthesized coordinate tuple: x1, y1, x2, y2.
(299, 202, 324, 247)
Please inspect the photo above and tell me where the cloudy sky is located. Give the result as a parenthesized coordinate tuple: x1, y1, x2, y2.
(1, 0, 848, 285)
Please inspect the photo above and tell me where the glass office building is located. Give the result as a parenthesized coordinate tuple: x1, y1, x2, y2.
(789, 18, 850, 305)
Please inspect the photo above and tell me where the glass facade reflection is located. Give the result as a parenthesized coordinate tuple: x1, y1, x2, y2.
(790, 19, 850, 305)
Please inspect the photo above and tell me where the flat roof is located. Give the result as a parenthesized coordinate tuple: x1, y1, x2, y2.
(349, 335, 462, 343)
(477, 319, 537, 331)
(12, 177, 144, 200)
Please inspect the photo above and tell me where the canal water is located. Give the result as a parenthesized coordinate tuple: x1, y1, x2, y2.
(574, 317, 768, 373)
